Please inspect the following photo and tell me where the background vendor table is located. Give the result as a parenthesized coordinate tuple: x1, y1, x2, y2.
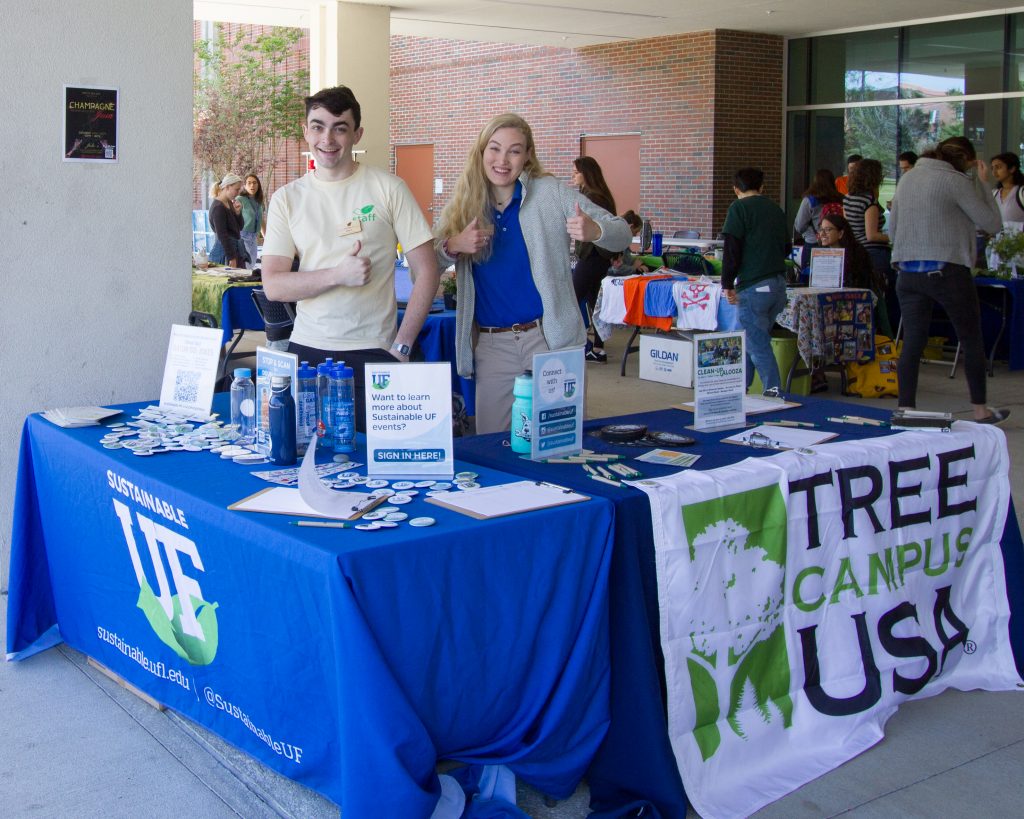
(190, 272, 263, 346)
(974, 276, 1024, 371)
(398, 307, 475, 417)
(7, 400, 619, 816)
(454, 397, 1024, 815)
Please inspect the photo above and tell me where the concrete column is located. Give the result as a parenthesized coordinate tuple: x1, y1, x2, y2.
(309, 1, 390, 170)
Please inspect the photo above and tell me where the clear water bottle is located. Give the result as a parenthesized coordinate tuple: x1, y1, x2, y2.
(316, 358, 335, 449)
(268, 375, 297, 465)
(296, 361, 317, 456)
(510, 371, 533, 454)
(333, 365, 356, 454)
(229, 367, 256, 445)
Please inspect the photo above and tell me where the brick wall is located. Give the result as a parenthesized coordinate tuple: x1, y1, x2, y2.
(390, 30, 784, 237)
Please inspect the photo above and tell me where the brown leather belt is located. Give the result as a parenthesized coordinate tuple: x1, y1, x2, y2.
(478, 319, 541, 334)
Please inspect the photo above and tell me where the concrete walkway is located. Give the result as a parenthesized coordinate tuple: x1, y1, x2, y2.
(4, 328, 1023, 818)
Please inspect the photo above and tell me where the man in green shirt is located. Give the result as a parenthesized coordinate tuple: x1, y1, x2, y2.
(721, 167, 790, 393)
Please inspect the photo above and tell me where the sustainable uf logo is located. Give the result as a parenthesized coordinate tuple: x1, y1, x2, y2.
(563, 377, 576, 399)
(112, 500, 219, 665)
(680, 483, 793, 760)
(371, 370, 391, 390)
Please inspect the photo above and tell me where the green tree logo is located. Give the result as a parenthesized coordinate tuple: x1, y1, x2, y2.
(680, 483, 793, 760)
(137, 584, 220, 666)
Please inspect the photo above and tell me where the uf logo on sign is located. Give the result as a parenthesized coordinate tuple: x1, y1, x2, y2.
(112, 500, 220, 665)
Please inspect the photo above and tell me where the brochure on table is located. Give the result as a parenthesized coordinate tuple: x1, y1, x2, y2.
(158, 324, 223, 417)
(692, 330, 746, 431)
(255, 347, 298, 457)
(530, 347, 585, 461)
(365, 361, 453, 477)
(809, 247, 845, 288)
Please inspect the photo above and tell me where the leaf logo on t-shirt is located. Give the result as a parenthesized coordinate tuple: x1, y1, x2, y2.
(352, 204, 377, 223)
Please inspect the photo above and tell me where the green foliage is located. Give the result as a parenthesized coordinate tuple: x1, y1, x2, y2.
(194, 25, 308, 187)
(985, 228, 1024, 278)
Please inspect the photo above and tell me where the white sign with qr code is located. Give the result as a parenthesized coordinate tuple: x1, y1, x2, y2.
(159, 324, 223, 416)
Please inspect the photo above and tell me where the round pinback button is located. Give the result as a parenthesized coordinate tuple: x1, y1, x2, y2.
(355, 523, 382, 531)
(389, 494, 413, 505)
(392, 481, 415, 490)
(383, 512, 408, 522)
(366, 479, 390, 489)
(409, 517, 436, 527)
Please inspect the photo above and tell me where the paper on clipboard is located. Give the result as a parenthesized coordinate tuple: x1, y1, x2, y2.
(228, 486, 383, 520)
(425, 480, 589, 519)
(722, 425, 836, 450)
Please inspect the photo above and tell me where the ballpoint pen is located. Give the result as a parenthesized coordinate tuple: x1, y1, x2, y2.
(826, 416, 887, 427)
(290, 520, 353, 529)
(763, 420, 818, 428)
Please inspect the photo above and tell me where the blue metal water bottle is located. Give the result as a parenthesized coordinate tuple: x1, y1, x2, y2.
(268, 375, 297, 465)
(510, 371, 533, 454)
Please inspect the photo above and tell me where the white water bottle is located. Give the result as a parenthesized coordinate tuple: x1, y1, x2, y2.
(230, 367, 256, 445)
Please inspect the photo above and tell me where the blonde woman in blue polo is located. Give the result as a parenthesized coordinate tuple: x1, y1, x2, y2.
(436, 113, 631, 434)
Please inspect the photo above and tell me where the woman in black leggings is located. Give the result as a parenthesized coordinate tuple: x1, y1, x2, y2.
(571, 156, 617, 363)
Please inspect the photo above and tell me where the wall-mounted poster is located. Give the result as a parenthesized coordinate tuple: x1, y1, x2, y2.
(64, 86, 118, 162)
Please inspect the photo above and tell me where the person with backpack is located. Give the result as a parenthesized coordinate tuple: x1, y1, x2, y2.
(793, 169, 844, 275)
(990, 152, 1024, 225)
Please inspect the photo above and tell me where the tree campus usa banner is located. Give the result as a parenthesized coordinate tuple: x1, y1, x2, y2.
(635, 425, 1022, 819)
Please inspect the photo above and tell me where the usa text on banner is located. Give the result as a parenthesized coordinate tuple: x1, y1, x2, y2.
(634, 425, 1022, 819)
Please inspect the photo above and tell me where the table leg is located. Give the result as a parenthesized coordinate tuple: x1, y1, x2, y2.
(621, 326, 642, 377)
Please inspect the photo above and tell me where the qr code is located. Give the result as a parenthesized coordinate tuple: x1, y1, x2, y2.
(174, 370, 200, 404)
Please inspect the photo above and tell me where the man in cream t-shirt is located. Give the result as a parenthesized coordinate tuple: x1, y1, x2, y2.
(262, 85, 439, 428)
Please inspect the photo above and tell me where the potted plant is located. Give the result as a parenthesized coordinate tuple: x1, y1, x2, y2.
(441, 273, 458, 310)
(985, 228, 1024, 278)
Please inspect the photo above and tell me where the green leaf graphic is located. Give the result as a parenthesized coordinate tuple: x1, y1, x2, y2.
(136, 584, 220, 666)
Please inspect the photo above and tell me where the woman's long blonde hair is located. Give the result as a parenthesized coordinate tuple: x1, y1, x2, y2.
(436, 113, 549, 255)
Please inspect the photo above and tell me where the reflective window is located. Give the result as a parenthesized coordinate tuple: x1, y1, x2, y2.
(900, 17, 1005, 99)
(788, 39, 809, 106)
(810, 29, 899, 105)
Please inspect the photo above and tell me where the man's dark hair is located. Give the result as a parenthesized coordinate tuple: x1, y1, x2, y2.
(846, 153, 863, 165)
(898, 151, 918, 166)
(733, 167, 764, 192)
(304, 86, 361, 128)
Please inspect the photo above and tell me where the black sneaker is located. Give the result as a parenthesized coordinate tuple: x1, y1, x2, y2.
(585, 348, 608, 364)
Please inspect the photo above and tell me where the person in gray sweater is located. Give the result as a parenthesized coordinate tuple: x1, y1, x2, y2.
(436, 112, 631, 433)
(890, 136, 1008, 423)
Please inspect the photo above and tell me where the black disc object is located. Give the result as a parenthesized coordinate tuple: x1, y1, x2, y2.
(647, 431, 696, 447)
(599, 423, 648, 443)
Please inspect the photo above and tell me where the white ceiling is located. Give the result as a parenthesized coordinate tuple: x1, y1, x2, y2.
(194, 1, 1022, 47)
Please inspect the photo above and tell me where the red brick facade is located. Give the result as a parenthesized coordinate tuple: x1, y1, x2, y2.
(192, 24, 784, 238)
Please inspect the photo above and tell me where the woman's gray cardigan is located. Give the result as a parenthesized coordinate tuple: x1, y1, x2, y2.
(438, 173, 632, 379)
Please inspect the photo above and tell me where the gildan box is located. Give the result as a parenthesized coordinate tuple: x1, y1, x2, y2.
(639, 334, 694, 388)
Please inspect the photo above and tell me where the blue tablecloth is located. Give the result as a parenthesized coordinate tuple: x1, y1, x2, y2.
(7, 398, 617, 816)
(400, 307, 476, 418)
(454, 396, 1024, 817)
(975, 276, 1024, 371)
(220, 284, 264, 345)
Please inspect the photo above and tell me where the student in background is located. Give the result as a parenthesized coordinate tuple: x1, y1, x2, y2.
(237, 173, 265, 270)
(793, 168, 843, 273)
(208, 173, 245, 267)
(834, 154, 862, 195)
(435, 113, 630, 433)
(890, 136, 1006, 423)
(990, 152, 1024, 225)
(571, 156, 618, 363)
(721, 167, 790, 394)
(898, 151, 918, 175)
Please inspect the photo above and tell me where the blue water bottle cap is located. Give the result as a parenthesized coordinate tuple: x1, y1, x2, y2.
(297, 362, 316, 379)
(316, 361, 332, 376)
(340, 366, 353, 378)
(234, 367, 251, 378)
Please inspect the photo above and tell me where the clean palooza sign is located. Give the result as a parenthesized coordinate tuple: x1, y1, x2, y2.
(636, 425, 1022, 818)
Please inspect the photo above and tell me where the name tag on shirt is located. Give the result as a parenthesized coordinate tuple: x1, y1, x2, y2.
(337, 220, 363, 238)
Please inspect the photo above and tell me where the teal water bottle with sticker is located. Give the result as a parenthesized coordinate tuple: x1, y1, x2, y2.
(510, 371, 533, 454)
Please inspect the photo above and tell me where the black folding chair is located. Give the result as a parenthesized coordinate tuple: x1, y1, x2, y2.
(250, 288, 296, 344)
